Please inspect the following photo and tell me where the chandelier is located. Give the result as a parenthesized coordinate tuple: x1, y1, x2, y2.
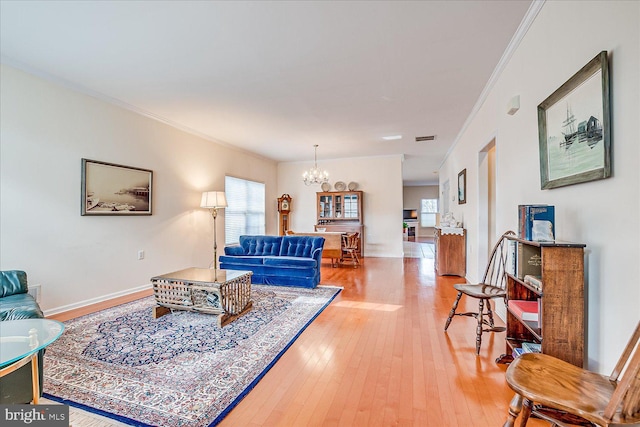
(302, 144, 329, 186)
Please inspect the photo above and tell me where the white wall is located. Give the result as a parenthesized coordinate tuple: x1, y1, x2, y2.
(0, 65, 278, 314)
(277, 155, 404, 257)
(440, 1, 640, 373)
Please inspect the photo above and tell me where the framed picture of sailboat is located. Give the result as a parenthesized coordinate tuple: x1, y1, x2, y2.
(537, 51, 611, 190)
(81, 159, 153, 216)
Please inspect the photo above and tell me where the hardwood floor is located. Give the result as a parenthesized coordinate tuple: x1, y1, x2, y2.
(218, 256, 545, 427)
(48, 252, 545, 426)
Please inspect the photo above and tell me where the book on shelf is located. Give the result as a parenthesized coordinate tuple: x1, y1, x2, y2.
(521, 342, 542, 353)
(508, 299, 539, 322)
(512, 347, 525, 358)
(518, 204, 555, 241)
(517, 205, 528, 239)
(518, 205, 540, 240)
(523, 274, 543, 291)
(516, 243, 542, 279)
(506, 239, 517, 275)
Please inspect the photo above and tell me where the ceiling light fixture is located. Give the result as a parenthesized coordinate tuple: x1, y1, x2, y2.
(302, 144, 329, 186)
(382, 135, 403, 141)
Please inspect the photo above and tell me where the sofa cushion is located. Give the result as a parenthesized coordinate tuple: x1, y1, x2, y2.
(263, 256, 316, 268)
(0, 293, 44, 321)
(224, 264, 314, 278)
(219, 255, 265, 265)
(239, 235, 282, 256)
(280, 236, 323, 258)
(0, 270, 28, 298)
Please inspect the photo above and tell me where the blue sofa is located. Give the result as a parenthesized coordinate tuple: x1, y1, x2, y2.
(220, 235, 325, 288)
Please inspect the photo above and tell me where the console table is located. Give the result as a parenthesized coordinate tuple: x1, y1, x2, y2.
(151, 268, 253, 327)
(434, 227, 466, 276)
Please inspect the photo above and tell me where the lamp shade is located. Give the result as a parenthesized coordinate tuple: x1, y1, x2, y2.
(200, 191, 227, 209)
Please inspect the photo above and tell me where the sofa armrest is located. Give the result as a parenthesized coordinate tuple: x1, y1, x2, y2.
(312, 247, 324, 264)
(224, 245, 246, 256)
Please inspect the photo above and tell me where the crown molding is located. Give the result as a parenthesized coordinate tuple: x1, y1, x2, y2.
(441, 0, 546, 167)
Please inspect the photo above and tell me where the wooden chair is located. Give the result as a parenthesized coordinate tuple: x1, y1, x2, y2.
(444, 230, 515, 355)
(341, 232, 360, 268)
(503, 321, 640, 427)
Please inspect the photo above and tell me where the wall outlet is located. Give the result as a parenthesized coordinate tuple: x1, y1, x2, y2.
(138, 250, 145, 260)
(28, 284, 41, 303)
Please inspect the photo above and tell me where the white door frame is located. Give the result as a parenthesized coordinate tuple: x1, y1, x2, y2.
(477, 135, 497, 279)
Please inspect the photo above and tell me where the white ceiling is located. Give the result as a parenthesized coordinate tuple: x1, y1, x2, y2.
(0, 0, 532, 185)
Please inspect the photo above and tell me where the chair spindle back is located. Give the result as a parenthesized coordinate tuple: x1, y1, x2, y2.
(481, 231, 515, 290)
(605, 321, 640, 420)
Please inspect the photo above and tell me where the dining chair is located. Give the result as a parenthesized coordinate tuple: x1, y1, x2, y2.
(444, 230, 515, 355)
(341, 232, 360, 268)
(503, 321, 640, 427)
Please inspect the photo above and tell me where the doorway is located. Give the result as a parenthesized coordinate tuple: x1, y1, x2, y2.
(478, 138, 496, 277)
(441, 179, 450, 216)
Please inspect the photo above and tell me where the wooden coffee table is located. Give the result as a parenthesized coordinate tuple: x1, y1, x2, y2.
(150, 268, 252, 327)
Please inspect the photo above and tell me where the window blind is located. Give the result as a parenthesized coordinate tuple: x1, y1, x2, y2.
(421, 198, 438, 227)
(224, 176, 265, 245)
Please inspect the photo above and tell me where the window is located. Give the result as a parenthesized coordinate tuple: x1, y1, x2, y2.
(421, 198, 438, 227)
(224, 176, 265, 245)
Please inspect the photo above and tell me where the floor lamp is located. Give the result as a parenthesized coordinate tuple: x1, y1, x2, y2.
(201, 191, 227, 274)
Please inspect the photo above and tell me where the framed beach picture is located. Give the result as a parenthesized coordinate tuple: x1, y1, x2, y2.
(538, 51, 611, 190)
(457, 168, 466, 204)
(81, 159, 153, 215)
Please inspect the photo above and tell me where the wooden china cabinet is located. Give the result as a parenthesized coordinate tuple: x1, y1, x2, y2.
(316, 191, 364, 257)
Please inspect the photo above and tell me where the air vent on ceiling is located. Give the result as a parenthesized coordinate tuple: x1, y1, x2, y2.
(415, 135, 436, 142)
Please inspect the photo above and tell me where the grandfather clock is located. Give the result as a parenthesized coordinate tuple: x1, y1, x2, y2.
(277, 194, 292, 236)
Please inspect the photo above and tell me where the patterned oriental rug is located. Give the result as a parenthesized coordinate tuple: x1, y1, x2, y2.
(44, 285, 341, 427)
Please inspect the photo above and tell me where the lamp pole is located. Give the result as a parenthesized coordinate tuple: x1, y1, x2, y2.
(200, 191, 227, 280)
(211, 207, 219, 272)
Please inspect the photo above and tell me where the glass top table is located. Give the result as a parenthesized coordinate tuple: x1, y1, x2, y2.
(0, 318, 65, 404)
(152, 268, 250, 283)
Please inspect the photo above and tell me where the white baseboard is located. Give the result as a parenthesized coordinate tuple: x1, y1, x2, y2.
(43, 283, 152, 317)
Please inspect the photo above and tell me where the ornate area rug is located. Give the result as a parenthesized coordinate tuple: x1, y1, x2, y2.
(44, 285, 341, 427)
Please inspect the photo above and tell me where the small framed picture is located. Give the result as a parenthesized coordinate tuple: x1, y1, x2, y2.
(81, 159, 152, 216)
(458, 169, 466, 205)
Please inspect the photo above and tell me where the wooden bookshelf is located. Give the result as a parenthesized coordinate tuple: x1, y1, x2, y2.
(497, 237, 586, 367)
